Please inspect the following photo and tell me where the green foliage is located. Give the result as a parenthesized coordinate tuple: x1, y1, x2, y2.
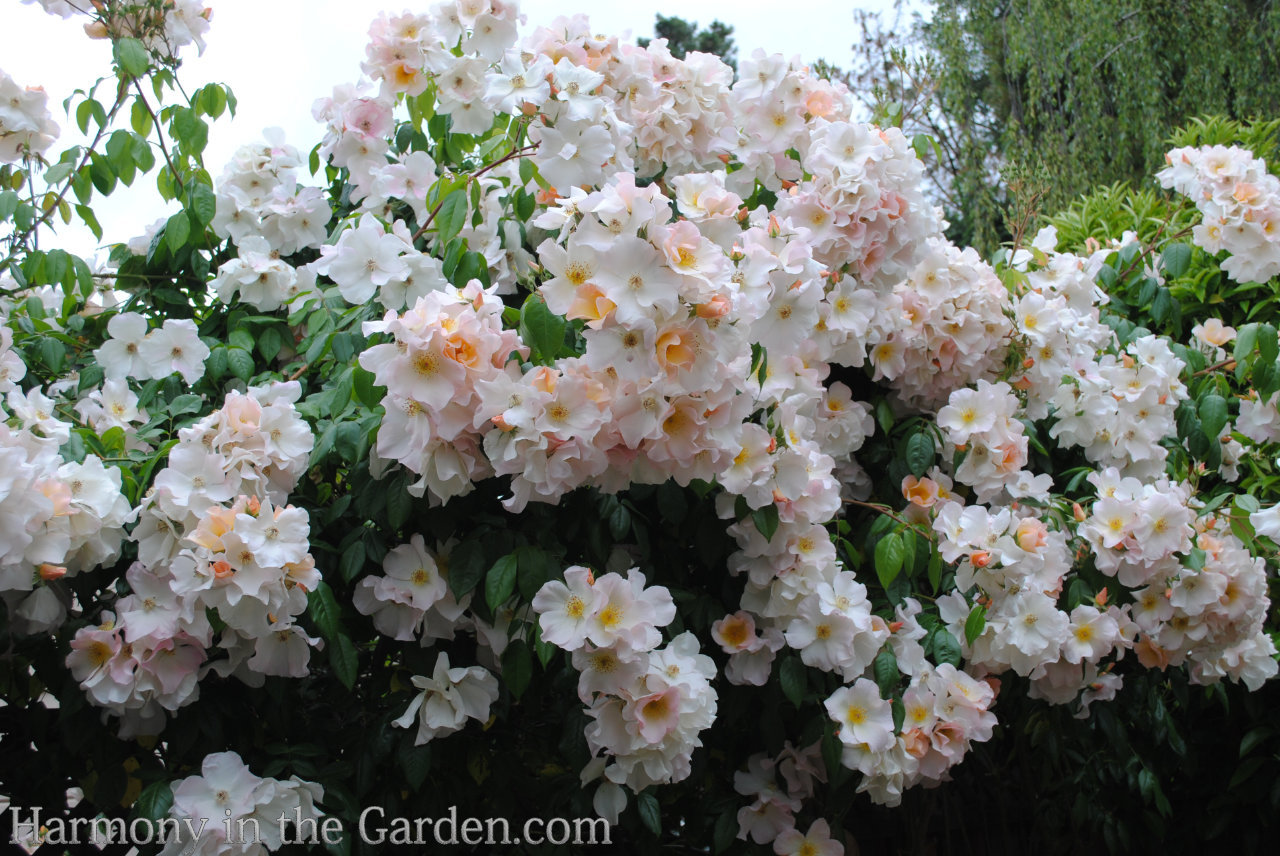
(850, 1, 1280, 253)
(1050, 117, 1280, 338)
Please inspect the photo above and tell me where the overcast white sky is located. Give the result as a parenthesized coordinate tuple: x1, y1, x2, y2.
(3, 0, 917, 258)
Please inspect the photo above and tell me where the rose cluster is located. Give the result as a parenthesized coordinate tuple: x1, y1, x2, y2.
(68, 383, 317, 735)
(1158, 144, 1280, 284)
(533, 566, 717, 820)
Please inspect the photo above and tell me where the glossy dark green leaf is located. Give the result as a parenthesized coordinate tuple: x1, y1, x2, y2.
(447, 539, 486, 599)
(873, 648, 899, 697)
(752, 504, 780, 543)
(485, 553, 518, 611)
(905, 430, 935, 477)
(964, 603, 987, 646)
(386, 486, 411, 531)
(501, 639, 533, 700)
(1198, 393, 1228, 441)
(329, 633, 358, 690)
(779, 656, 805, 708)
(132, 779, 173, 821)
(308, 581, 345, 641)
(339, 541, 366, 583)
(518, 293, 565, 364)
(435, 188, 468, 245)
(931, 627, 962, 667)
(636, 791, 661, 837)
(875, 532, 904, 589)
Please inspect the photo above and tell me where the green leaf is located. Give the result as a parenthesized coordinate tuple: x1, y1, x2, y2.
(534, 631, 557, 669)
(1198, 393, 1229, 441)
(307, 581, 345, 642)
(873, 648, 899, 697)
(1258, 323, 1279, 366)
(1239, 726, 1272, 758)
(398, 744, 431, 792)
(931, 627, 962, 667)
(60, 432, 87, 467)
(168, 393, 203, 416)
(353, 365, 384, 408)
(1138, 271, 1165, 306)
(257, 326, 284, 363)
(199, 84, 228, 119)
(441, 235, 467, 280)
(1256, 359, 1279, 402)
(1150, 287, 1176, 325)
(875, 399, 894, 433)
(227, 347, 254, 381)
(519, 157, 537, 186)
(101, 426, 126, 456)
(1174, 400, 1201, 442)
(339, 540, 366, 583)
(73, 256, 95, 297)
(1160, 242, 1192, 279)
(452, 250, 488, 288)
(901, 529, 920, 578)
(205, 347, 228, 380)
(39, 338, 65, 374)
(113, 37, 150, 77)
(132, 779, 173, 820)
(751, 342, 769, 385)
(518, 293, 565, 363)
(514, 188, 534, 221)
(333, 422, 362, 461)
(607, 499, 631, 539)
(779, 656, 805, 708)
(76, 99, 94, 135)
(386, 486, 411, 531)
(904, 431, 935, 477)
(43, 248, 68, 284)
(189, 183, 216, 226)
(964, 603, 987, 646)
(927, 550, 943, 593)
(329, 633, 358, 690)
(485, 553, 519, 611)
(165, 211, 191, 254)
(331, 331, 357, 364)
(751, 504, 780, 543)
(1235, 322, 1259, 366)
(516, 546, 557, 602)
(713, 811, 738, 855)
(78, 362, 104, 393)
(227, 327, 255, 353)
(447, 539, 486, 599)
(1229, 757, 1266, 791)
(1235, 493, 1261, 514)
(501, 639, 533, 701)
(821, 720, 847, 786)
(469, 178, 483, 226)
(0, 190, 20, 220)
(636, 791, 661, 837)
(435, 188, 468, 245)
(875, 532, 904, 589)
(172, 108, 208, 155)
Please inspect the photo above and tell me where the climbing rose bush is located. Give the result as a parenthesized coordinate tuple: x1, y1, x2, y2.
(1, 2, 1278, 853)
